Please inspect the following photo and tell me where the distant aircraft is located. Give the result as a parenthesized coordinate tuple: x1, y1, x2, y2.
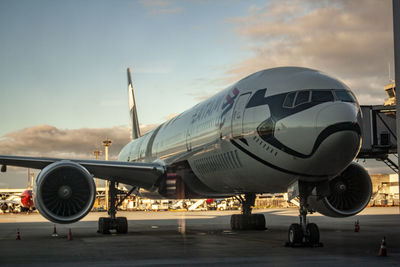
(0, 67, 371, 246)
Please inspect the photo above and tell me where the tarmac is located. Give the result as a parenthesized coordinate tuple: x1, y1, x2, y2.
(0, 207, 399, 266)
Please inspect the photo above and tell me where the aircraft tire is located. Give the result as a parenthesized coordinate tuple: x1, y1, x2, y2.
(231, 214, 246, 230)
(241, 216, 249, 230)
(230, 214, 235, 229)
(231, 214, 265, 230)
(116, 217, 128, 234)
(230, 214, 239, 230)
(248, 215, 257, 229)
(98, 217, 110, 234)
(305, 223, 319, 245)
(254, 214, 266, 230)
(288, 223, 303, 245)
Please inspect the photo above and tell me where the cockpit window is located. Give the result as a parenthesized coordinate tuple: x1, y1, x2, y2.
(283, 92, 296, 108)
(311, 90, 334, 103)
(246, 88, 267, 108)
(294, 91, 310, 106)
(334, 89, 356, 103)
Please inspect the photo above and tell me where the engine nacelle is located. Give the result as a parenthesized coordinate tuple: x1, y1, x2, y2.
(308, 162, 372, 218)
(34, 161, 96, 224)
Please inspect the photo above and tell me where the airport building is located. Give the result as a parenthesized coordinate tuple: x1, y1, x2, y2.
(369, 174, 399, 206)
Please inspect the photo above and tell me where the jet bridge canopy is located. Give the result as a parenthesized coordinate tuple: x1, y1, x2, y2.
(358, 105, 397, 158)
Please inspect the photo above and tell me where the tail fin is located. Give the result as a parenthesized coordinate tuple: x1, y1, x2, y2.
(127, 68, 141, 140)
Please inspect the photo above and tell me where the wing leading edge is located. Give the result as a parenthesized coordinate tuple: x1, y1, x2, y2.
(0, 155, 165, 189)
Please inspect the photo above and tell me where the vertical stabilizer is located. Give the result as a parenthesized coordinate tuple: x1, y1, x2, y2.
(127, 68, 141, 140)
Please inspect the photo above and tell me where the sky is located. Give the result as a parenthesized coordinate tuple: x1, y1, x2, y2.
(0, 0, 397, 188)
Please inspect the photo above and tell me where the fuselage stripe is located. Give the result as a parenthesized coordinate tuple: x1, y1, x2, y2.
(230, 139, 329, 178)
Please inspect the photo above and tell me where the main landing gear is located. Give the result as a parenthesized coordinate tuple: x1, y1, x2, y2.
(286, 185, 323, 247)
(98, 181, 132, 234)
(230, 193, 266, 230)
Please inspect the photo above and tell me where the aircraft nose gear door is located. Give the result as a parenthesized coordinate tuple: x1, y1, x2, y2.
(231, 93, 251, 138)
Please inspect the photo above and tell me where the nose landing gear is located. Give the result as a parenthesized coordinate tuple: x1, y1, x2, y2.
(230, 193, 266, 230)
(286, 187, 323, 247)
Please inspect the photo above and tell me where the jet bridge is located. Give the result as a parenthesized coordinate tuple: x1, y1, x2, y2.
(357, 105, 398, 173)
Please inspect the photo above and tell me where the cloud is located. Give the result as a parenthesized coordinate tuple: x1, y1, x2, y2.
(140, 0, 184, 15)
(0, 124, 161, 188)
(227, 0, 394, 104)
(185, 77, 226, 101)
(188, 91, 218, 101)
(0, 124, 157, 160)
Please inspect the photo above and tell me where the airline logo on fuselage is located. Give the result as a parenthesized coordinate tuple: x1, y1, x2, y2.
(221, 88, 239, 117)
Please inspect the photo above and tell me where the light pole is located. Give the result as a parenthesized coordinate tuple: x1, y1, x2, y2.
(27, 168, 30, 189)
(102, 138, 112, 210)
(27, 169, 34, 189)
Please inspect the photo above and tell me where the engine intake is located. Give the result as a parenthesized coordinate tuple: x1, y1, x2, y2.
(34, 161, 96, 224)
(309, 162, 372, 217)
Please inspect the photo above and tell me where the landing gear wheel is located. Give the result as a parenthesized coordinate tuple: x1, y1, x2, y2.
(231, 214, 247, 230)
(305, 223, 320, 245)
(97, 181, 136, 234)
(98, 217, 111, 234)
(288, 223, 303, 246)
(254, 214, 266, 230)
(230, 214, 239, 230)
(116, 217, 128, 234)
(231, 193, 266, 231)
(286, 182, 323, 247)
(230, 214, 266, 230)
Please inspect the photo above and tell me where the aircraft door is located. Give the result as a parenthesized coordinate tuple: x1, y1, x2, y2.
(231, 93, 251, 138)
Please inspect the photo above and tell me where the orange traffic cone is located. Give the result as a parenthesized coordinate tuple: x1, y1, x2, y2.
(378, 237, 387, 257)
(67, 228, 72, 241)
(354, 220, 360, 232)
(16, 229, 21, 240)
(52, 225, 58, 237)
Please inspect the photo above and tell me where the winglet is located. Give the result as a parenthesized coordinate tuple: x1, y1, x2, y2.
(127, 68, 141, 140)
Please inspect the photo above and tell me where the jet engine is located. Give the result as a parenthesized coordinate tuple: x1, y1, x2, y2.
(308, 162, 372, 217)
(33, 161, 96, 224)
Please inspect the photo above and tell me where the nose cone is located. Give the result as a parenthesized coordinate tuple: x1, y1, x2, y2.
(312, 103, 361, 175)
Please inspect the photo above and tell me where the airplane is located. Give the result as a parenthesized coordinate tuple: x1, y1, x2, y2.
(0, 66, 372, 246)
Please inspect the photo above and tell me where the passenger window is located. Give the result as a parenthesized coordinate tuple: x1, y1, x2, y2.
(311, 90, 334, 102)
(334, 90, 356, 103)
(294, 91, 310, 106)
(283, 92, 296, 108)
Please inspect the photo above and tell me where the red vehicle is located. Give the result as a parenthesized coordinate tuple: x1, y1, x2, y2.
(20, 190, 34, 211)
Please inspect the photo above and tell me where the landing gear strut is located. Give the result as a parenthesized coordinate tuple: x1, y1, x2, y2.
(286, 183, 322, 247)
(98, 181, 131, 234)
(230, 193, 266, 230)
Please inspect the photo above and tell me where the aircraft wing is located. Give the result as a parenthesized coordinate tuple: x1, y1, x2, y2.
(0, 155, 165, 189)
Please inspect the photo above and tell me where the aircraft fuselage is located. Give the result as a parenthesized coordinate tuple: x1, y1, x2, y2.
(118, 67, 361, 196)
